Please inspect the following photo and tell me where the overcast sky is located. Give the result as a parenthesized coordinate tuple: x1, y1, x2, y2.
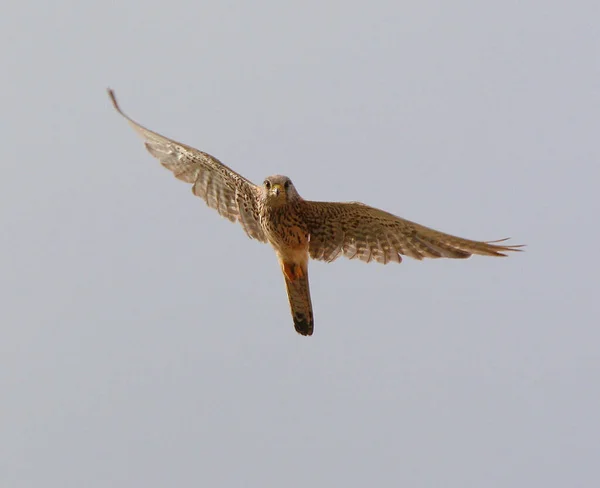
(1, 1, 599, 487)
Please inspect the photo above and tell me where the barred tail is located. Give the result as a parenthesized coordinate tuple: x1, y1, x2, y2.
(281, 261, 314, 336)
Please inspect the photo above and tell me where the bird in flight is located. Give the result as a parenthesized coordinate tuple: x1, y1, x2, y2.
(108, 89, 523, 336)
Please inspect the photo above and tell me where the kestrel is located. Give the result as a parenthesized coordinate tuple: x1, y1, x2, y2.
(108, 90, 522, 336)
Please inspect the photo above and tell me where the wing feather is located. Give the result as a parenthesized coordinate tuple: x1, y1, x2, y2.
(108, 89, 266, 242)
(301, 201, 523, 264)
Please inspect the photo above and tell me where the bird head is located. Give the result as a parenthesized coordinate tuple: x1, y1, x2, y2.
(262, 175, 300, 206)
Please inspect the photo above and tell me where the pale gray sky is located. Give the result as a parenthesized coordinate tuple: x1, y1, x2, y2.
(1, 1, 599, 487)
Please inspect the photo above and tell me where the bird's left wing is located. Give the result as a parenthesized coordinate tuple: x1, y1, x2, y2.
(108, 89, 267, 242)
(301, 201, 523, 264)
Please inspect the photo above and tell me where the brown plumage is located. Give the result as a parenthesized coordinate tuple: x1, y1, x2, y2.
(108, 89, 524, 336)
(280, 261, 314, 336)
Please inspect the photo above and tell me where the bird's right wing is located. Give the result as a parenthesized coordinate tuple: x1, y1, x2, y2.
(108, 89, 267, 242)
(301, 201, 523, 264)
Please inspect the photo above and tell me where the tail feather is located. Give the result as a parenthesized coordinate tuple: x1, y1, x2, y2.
(281, 262, 314, 336)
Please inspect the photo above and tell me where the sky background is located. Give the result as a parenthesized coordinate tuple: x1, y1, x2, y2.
(1, 1, 599, 486)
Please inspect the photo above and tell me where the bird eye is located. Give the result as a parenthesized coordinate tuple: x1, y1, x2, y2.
(264, 180, 271, 189)
(284, 180, 290, 189)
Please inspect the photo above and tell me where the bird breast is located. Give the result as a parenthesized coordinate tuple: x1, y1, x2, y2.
(260, 204, 310, 254)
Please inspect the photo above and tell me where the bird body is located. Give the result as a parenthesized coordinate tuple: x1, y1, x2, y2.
(108, 89, 523, 336)
(257, 176, 314, 334)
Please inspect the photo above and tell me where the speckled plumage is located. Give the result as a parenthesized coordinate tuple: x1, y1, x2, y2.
(109, 90, 523, 337)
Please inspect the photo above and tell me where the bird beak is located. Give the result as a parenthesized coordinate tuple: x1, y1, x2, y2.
(271, 184, 282, 196)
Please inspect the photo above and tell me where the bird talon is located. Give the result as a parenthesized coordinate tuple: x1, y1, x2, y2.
(282, 262, 304, 281)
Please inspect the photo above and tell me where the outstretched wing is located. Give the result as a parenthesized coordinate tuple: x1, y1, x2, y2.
(108, 89, 267, 242)
(301, 201, 523, 264)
